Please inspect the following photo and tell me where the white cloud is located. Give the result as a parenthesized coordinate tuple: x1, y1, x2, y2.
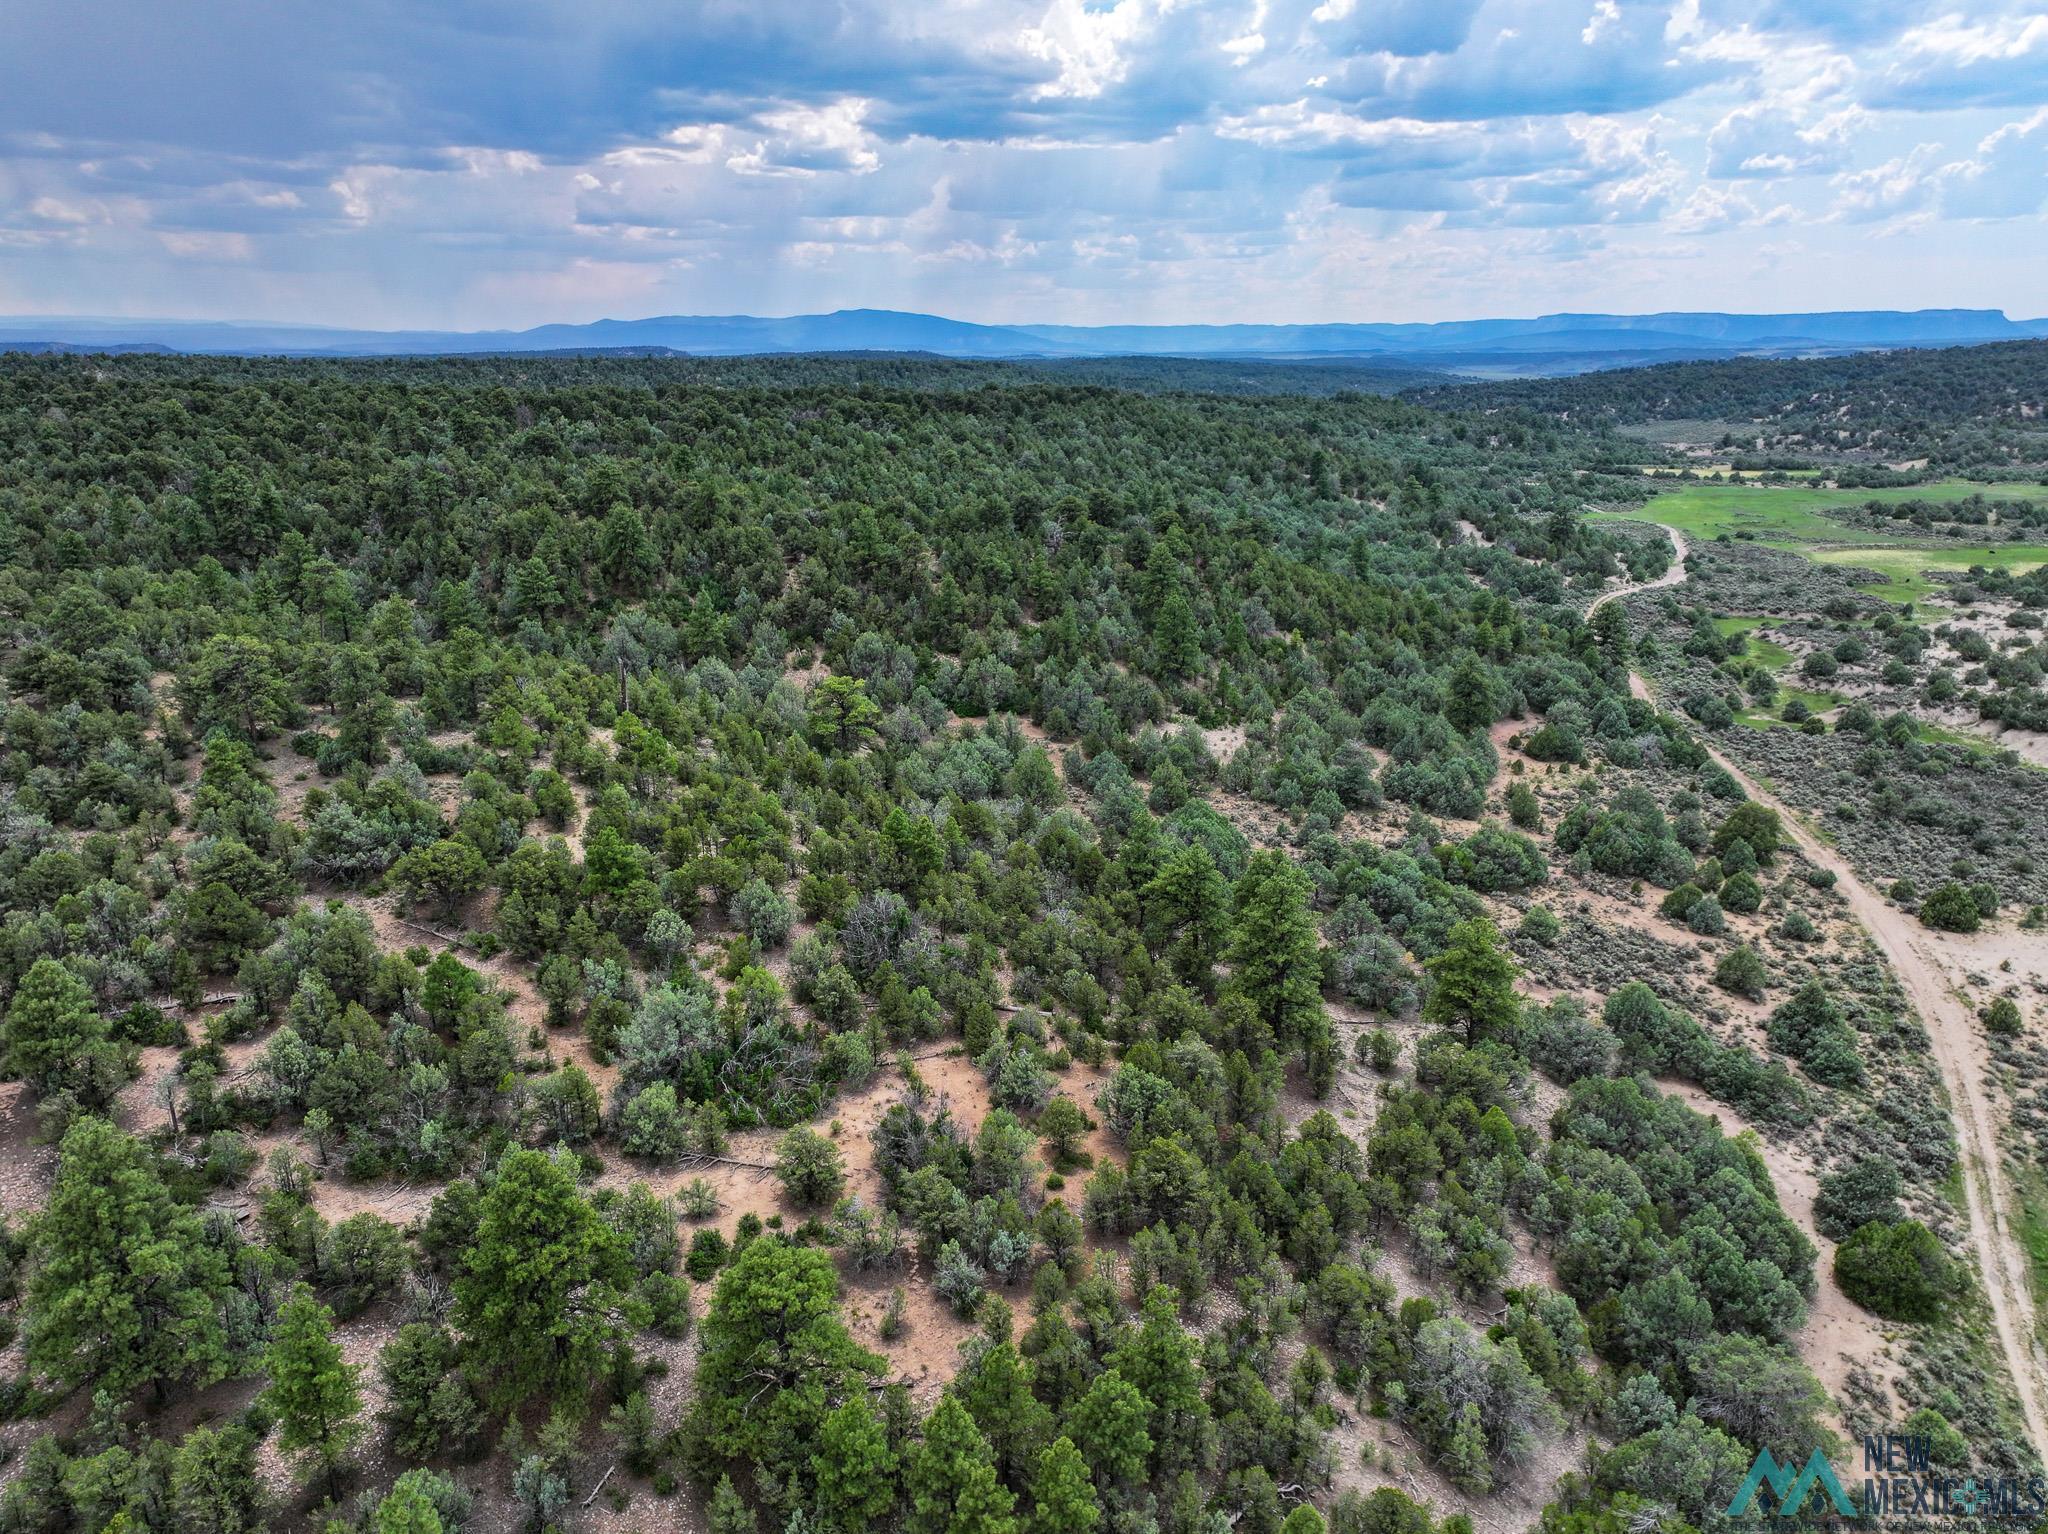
(1016, 0, 1157, 100)
(1707, 103, 1863, 176)
(157, 230, 253, 259)
(1667, 182, 1795, 231)
(1897, 11, 2048, 67)
(1872, 8, 2048, 106)
(329, 167, 400, 222)
(28, 195, 92, 224)
(1829, 142, 1943, 220)
(728, 99, 882, 177)
(1940, 107, 2048, 217)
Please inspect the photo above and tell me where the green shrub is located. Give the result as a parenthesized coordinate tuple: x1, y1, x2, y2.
(1507, 782, 1541, 830)
(1519, 905, 1560, 946)
(685, 1228, 729, 1281)
(1684, 692, 1734, 730)
(1766, 978, 1864, 1088)
(773, 1128, 846, 1207)
(1524, 724, 1585, 764)
(1361, 1028, 1399, 1073)
(1814, 1158, 1902, 1242)
(1659, 883, 1705, 921)
(1719, 871, 1763, 915)
(1919, 883, 1982, 934)
(1712, 803, 1781, 864)
(1902, 1407, 1969, 1469)
(1834, 1220, 1953, 1321)
(1712, 945, 1767, 1001)
(1984, 996, 2024, 1037)
(1776, 911, 1818, 942)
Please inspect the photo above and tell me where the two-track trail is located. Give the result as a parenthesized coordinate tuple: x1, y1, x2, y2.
(1591, 521, 2048, 1460)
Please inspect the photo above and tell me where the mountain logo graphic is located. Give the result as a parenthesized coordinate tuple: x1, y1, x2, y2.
(1726, 1449, 1858, 1518)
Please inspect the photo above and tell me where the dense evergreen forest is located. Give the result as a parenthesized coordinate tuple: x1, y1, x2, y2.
(1414, 340, 2048, 469)
(0, 351, 2008, 1534)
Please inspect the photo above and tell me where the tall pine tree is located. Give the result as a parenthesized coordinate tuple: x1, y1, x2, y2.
(1063, 1368, 1151, 1488)
(908, 1396, 1018, 1534)
(811, 1393, 899, 1533)
(1142, 845, 1229, 989)
(265, 1284, 364, 1492)
(1029, 1436, 1100, 1534)
(693, 1239, 882, 1487)
(1108, 1286, 1213, 1479)
(1422, 917, 1520, 1048)
(27, 1117, 230, 1403)
(1225, 851, 1330, 1090)
(3, 958, 118, 1102)
(453, 1148, 628, 1405)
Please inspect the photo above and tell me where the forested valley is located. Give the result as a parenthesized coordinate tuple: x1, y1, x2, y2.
(0, 346, 2038, 1534)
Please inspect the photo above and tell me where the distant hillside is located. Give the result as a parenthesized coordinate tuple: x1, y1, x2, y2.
(1012, 354, 1462, 394)
(0, 338, 177, 356)
(0, 348, 1454, 401)
(1013, 308, 2048, 358)
(1412, 337, 2048, 470)
(3, 306, 2043, 375)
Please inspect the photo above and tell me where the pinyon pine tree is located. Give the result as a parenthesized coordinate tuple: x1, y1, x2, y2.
(265, 1284, 363, 1492)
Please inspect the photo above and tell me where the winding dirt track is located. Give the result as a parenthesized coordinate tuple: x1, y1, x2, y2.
(1593, 524, 2048, 1459)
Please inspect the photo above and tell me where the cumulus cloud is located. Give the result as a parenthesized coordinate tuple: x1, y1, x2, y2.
(1871, 9, 2048, 106)
(1698, 0, 1934, 48)
(1940, 107, 2048, 216)
(1829, 142, 1945, 220)
(727, 100, 883, 177)
(1706, 104, 1863, 176)
(0, 0, 2041, 323)
(1321, 0, 1725, 121)
(1667, 182, 1797, 230)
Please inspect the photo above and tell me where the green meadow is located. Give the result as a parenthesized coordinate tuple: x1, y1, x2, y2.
(1810, 542, 2048, 602)
(1711, 615, 1795, 669)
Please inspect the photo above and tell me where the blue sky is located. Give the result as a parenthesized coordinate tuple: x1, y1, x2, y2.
(2, 0, 2046, 327)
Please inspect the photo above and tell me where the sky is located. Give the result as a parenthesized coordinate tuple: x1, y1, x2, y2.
(2, 0, 2046, 329)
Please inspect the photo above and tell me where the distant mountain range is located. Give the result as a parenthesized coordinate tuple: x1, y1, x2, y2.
(4, 307, 2045, 376)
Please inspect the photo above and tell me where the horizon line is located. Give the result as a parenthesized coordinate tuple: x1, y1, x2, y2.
(3, 303, 2047, 336)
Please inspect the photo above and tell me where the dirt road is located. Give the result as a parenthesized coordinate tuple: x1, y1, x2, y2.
(1593, 522, 2048, 1459)
(1588, 524, 1692, 615)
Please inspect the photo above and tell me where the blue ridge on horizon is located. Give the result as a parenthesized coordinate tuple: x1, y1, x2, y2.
(2, 306, 2045, 371)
